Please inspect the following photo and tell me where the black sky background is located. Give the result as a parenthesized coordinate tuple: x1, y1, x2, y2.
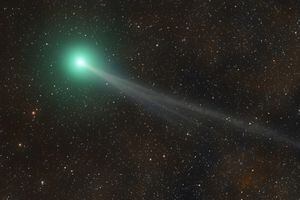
(1, 0, 300, 199)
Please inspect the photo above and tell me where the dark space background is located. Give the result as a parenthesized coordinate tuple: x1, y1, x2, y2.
(1, 0, 300, 199)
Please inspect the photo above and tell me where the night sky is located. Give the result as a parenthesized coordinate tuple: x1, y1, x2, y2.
(1, 0, 300, 199)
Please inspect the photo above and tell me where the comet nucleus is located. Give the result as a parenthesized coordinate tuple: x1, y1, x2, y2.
(75, 57, 87, 68)
(61, 42, 104, 80)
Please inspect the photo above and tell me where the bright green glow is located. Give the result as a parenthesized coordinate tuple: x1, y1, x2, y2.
(75, 57, 87, 68)
(61, 42, 105, 81)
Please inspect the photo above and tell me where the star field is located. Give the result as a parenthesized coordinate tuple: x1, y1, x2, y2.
(1, 0, 300, 199)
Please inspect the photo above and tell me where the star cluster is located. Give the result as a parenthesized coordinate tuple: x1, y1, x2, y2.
(1, 0, 300, 199)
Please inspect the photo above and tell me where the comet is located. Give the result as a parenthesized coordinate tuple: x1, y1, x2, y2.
(66, 52, 300, 150)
